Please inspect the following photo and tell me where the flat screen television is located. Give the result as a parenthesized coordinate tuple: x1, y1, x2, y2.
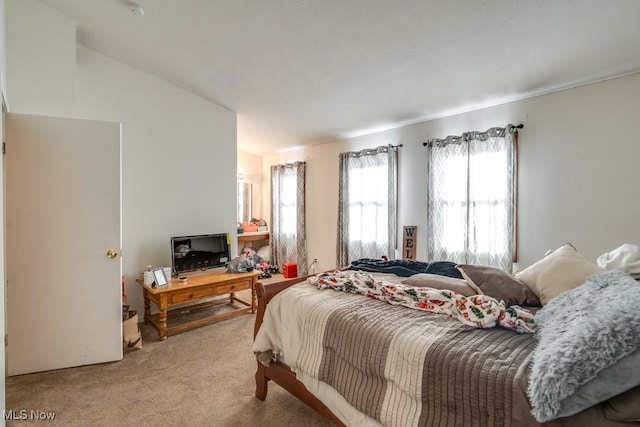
(170, 233, 231, 276)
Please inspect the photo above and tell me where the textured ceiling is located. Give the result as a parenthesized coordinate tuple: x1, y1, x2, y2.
(40, 0, 640, 155)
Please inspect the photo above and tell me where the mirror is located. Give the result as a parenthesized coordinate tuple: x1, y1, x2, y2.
(237, 181, 252, 223)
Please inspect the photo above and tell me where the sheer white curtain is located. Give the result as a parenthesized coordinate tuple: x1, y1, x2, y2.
(270, 162, 307, 275)
(426, 126, 517, 271)
(337, 146, 398, 267)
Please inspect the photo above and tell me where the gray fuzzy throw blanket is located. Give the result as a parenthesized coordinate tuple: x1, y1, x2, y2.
(527, 270, 640, 422)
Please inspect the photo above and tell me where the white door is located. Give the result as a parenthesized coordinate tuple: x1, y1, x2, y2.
(5, 113, 122, 375)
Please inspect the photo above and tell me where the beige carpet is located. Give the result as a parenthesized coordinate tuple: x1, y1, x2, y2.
(5, 292, 333, 427)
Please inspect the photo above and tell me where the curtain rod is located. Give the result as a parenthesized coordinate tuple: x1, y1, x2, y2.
(422, 123, 523, 147)
(341, 143, 403, 158)
(271, 160, 306, 169)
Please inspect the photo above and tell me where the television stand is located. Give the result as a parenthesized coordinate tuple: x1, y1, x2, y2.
(136, 269, 261, 340)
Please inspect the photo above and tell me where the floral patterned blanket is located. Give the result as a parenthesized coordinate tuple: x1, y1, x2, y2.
(309, 270, 536, 333)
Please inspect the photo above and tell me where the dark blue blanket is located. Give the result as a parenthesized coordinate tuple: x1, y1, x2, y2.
(346, 258, 462, 279)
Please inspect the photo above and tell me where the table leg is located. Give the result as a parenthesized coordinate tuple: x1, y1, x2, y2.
(158, 297, 168, 341)
(143, 290, 151, 325)
(251, 280, 257, 313)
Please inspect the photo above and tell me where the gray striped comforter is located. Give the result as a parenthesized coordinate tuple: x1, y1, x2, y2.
(254, 281, 541, 426)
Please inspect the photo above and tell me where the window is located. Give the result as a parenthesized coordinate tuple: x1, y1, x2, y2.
(270, 161, 307, 274)
(426, 125, 518, 271)
(337, 145, 398, 267)
(277, 172, 298, 236)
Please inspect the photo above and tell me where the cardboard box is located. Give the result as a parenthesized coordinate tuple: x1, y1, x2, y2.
(283, 262, 297, 278)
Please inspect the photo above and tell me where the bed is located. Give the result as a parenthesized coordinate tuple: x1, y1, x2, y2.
(252, 250, 640, 426)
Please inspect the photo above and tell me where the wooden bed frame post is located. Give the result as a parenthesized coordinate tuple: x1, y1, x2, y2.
(254, 280, 271, 401)
(255, 362, 268, 400)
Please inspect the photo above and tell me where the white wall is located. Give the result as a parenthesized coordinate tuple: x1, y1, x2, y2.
(75, 46, 237, 314)
(264, 73, 640, 273)
(5, 0, 75, 116)
(4, 0, 237, 319)
(0, 0, 6, 100)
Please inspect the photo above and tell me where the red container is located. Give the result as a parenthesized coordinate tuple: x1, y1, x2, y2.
(283, 262, 298, 278)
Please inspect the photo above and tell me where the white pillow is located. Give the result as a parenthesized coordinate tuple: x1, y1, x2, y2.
(515, 244, 602, 305)
(597, 243, 640, 274)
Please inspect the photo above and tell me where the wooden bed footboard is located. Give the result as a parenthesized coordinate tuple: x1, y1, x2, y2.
(253, 276, 345, 426)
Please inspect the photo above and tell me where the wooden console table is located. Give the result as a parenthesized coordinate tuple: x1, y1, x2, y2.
(136, 269, 261, 340)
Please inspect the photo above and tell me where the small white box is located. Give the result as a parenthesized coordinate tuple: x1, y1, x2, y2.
(258, 226, 268, 232)
(143, 271, 154, 285)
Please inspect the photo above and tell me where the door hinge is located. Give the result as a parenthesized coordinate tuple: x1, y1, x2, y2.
(5, 334, 7, 347)
(2, 142, 5, 155)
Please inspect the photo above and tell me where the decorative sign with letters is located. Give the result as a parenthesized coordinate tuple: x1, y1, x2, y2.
(402, 226, 417, 260)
